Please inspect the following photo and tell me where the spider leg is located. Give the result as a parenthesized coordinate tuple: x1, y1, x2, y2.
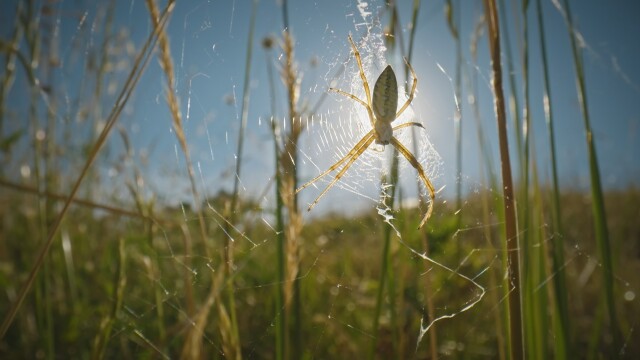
(328, 88, 368, 109)
(329, 88, 377, 129)
(394, 58, 418, 119)
(348, 35, 372, 107)
(393, 122, 424, 131)
(296, 130, 375, 194)
(306, 135, 376, 211)
(390, 136, 435, 229)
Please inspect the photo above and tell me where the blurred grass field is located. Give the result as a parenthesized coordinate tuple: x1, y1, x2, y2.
(1, 187, 638, 358)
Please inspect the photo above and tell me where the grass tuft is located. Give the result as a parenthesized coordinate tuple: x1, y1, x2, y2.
(0, 0, 172, 339)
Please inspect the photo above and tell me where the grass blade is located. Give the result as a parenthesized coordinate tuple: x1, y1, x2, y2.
(559, 0, 620, 355)
(445, 0, 464, 227)
(535, 0, 571, 357)
(91, 238, 127, 360)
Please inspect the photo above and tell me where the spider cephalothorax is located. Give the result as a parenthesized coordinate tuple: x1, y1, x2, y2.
(297, 35, 435, 228)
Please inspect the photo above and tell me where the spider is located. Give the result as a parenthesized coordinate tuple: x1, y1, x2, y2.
(296, 35, 435, 229)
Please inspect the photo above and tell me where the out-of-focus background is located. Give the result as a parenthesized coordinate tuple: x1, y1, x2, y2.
(0, 0, 638, 358)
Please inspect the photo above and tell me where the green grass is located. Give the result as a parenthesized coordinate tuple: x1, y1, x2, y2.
(0, 0, 637, 358)
(561, 0, 621, 356)
(535, 0, 570, 357)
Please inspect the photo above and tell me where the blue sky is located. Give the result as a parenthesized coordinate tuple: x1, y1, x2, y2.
(1, 0, 639, 215)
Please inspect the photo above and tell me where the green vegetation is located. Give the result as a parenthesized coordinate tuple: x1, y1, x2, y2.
(0, 0, 638, 358)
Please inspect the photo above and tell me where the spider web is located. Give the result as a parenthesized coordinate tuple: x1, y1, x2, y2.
(284, 2, 488, 353)
(298, 23, 442, 219)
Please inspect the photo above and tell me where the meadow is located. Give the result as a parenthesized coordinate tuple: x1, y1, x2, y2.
(0, 0, 638, 359)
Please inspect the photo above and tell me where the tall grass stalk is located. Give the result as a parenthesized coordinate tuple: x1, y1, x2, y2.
(23, 2, 55, 354)
(262, 34, 287, 360)
(483, 0, 524, 358)
(91, 237, 127, 360)
(495, 2, 526, 356)
(560, 0, 620, 355)
(405, 1, 439, 357)
(369, 2, 433, 357)
(403, 2, 440, 356)
(520, 0, 531, 258)
(519, 1, 544, 358)
(470, 13, 506, 360)
(405, 0, 424, 209)
(0, 178, 160, 221)
(497, 0, 524, 174)
(279, 29, 304, 359)
(179, 223, 196, 323)
(230, 0, 257, 228)
(16, 1, 59, 355)
(279, 18, 304, 359)
(271, 120, 287, 360)
(0, 0, 24, 159)
(0, 1, 172, 338)
(535, 0, 570, 356)
(277, 4, 306, 356)
(147, 0, 244, 357)
(225, 0, 258, 357)
(445, 0, 463, 227)
(530, 154, 550, 358)
(147, 0, 202, 252)
(369, 4, 401, 358)
(370, 187, 395, 360)
(122, 133, 167, 347)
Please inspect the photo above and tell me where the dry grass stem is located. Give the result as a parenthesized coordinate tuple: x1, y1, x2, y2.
(483, 0, 524, 358)
(279, 31, 304, 308)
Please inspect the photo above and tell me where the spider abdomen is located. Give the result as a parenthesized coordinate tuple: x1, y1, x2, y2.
(372, 65, 398, 123)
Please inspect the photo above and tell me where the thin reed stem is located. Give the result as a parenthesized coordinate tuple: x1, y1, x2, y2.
(0, 178, 162, 222)
(470, 13, 506, 359)
(91, 238, 127, 360)
(147, 0, 244, 357)
(263, 34, 287, 360)
(519, 1, 540, 358)
(371, 4, 401, 357)
(497, 0, 524, 174)
(370, 185, 396, 360)
(404, 1, 439, 357)
(224, 1, 258, 357)
(272, 120, 287, 360)
(230, 0, 257, 221)
(446, 0, 464, 225)
(530, 153, 550, 359)
(483, 1, 524, 358)
(535, 0, 570, 357)
(0, 1, 24, 140)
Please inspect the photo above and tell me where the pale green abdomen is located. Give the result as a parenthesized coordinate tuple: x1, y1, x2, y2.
(372, 65, 398, 123)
